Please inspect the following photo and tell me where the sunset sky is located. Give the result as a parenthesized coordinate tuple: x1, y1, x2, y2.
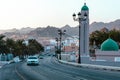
(0, 0, 119, 29)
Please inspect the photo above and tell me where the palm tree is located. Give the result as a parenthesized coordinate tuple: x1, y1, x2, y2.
(14, 39, 24, 56)
(0, 35, 6, 53)
(28, 39, 44, 55)
(5, 38, 16, 54)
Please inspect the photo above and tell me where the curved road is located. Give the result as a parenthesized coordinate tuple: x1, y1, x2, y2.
(1, 56, 120, 80)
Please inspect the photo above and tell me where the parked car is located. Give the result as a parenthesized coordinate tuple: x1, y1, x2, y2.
(27, 56, 39, 65)
(39, 55, 44, 59)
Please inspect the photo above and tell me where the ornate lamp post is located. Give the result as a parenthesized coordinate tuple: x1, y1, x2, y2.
(55, 37, 59, 50)
(58, 29, 66, 60)
(55, 37, 59, 58)
(72, 12, 87, 63)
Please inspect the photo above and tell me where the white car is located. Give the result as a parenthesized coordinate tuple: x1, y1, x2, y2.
(27, 56, 39, 65)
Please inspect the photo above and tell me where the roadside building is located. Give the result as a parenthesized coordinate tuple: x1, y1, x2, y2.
(60, 37, 79, 62)
(44, 39, 56, 53)
(62, 37, 78, 54)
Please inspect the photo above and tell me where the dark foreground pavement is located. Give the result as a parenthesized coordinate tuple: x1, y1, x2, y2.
(1, 56, 120, 80)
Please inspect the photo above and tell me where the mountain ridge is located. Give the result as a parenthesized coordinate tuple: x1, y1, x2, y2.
(1, 19, 120, 40)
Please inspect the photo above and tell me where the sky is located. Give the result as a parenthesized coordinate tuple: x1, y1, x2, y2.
(0, 0, 120, 30)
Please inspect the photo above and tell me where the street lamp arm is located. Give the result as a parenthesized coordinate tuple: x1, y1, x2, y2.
(73, 12, 87, 22)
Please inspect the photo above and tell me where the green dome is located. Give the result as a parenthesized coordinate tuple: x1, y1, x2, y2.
(81, 3, 89, 11)
(101, 38, 119, 51)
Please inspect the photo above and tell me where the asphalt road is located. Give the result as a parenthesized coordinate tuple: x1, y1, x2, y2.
(1, 56, 120, 80)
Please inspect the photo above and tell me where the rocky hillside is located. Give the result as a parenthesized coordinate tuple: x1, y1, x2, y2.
(89, 19, 120, 33)
(1, 19, 120, 40)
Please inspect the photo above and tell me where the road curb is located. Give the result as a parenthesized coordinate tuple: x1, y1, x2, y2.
(59, 60, 120, 72)
(0, 60, 14, 68)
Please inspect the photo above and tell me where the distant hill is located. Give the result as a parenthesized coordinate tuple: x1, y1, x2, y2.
(28, 26, 59, 38)
(1, 19, 120, 40)
(89, 19, 120, 33)
(27, 25, 79, 38)
(0, 27, 35, 34)
(61, 25, 78, 36)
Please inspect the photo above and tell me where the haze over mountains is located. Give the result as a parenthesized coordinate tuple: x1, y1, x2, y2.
(1, 19, 120, 39)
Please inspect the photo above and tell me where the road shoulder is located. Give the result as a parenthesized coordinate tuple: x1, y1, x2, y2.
(59, 60, 120, 72)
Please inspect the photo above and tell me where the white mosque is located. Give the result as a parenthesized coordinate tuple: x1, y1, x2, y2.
(95, 38, 120, 62)
(61, 2, 120, 62)
(80, 3, 120, 62)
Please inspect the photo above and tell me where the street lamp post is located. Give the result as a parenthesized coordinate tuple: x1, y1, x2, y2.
(58, 29, 66, 60)
(72, 12, 87, 63)
(55, 37, 59, 50)
(55, 37, 59, 58)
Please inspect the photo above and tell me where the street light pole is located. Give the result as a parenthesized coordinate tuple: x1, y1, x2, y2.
(55, 37, 59, 58)
(55, 37, 59, 50)
(72, 12, 87, 64)
(58, 29, 66, 60)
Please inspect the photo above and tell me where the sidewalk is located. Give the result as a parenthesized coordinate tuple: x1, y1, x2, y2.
(0, 61, 9, 68)
(59, 60, 120, 71)
(0, 60, 15, 68)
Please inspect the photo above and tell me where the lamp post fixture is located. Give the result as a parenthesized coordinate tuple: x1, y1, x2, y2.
(72, 12, 87, 63)
(58, 29, 66, 60)
(55, 37, 59, 50)
(55, 37, 59, 58)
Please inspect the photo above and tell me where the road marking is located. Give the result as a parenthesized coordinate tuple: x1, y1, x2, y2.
(15, 64, 26, 80)
(74, 76, 88, 80)
(78, 78, 88, 80)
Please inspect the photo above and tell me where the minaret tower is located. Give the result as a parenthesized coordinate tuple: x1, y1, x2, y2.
(80, 3, 89, 55)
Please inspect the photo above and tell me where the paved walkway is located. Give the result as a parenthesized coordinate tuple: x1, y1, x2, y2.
(59, 60, 120, 72)
(0, 61, 9, 68)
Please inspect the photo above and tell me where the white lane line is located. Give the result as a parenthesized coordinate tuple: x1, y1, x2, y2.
(15, 64, 26, 80)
